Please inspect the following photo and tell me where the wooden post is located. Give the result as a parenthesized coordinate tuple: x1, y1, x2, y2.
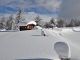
(44, 34, 46, 36)
(68, 58, 70, 60)
(65, 58, 70, 60)
(62, 58, 70, 60)
(61, 58, 64, 60)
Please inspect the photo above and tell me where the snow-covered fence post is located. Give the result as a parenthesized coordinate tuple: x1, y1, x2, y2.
(41, 29, 46, 36)
(61, 58, 70, 60)
(61, 58, 64, 60)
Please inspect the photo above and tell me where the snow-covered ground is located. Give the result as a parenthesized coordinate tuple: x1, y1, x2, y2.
(0, 27, 80, 60)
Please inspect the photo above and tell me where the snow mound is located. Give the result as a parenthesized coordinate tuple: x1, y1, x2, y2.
(61, 28, 73, 33)
(72, 27, 80, 32)
(0, 29, 6, 31)
(41, 29, 46, 36)
(54, 42, 71, 58)
(0, 29, 18, 32)
(0, 28, 80, 60)
(33, 26, 42, 30)
(58, 28, 73, 36)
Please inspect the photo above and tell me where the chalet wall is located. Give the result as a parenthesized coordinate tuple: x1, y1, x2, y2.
(19, 24, 35, 31)
(27, 24, 35, 30)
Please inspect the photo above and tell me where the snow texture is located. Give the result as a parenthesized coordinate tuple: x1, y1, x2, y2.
(0, 27, 80, 60)
(54, 42, 70, 58)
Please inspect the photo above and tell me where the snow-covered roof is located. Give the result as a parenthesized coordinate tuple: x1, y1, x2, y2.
(27, 21, 36, 25)
(18, 21, 36, 26)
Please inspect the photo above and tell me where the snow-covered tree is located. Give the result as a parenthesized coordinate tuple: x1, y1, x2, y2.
(0, 16, 6, 29)
(75, 19, 80, 26)
(58, 18, 67, 27)
(16, 8, 25, 23)
(50, 18, 57, 27)
(50, 24, 54, 29)
(35, 15, 42, 26)
(70, 19, 75, 27)
(0, 21, 3, 29)
(44, 22, 50, 28)
(44, 22, 54, 29)
(6, 15, 17, 30)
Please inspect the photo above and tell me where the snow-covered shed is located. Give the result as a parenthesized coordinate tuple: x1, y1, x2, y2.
(18, 21, 36, 31)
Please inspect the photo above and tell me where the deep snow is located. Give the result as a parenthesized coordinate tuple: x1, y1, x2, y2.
(0, 27, 80, 60)
(54, 42, 70, 59)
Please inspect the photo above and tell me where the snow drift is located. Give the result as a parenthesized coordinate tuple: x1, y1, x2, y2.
(32, 26, 42, 30)
(54, 42, 70, 59)
(0, 28, 80, 60)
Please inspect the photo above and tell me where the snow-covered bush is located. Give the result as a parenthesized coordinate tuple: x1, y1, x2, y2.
(35, 15, 42, 27)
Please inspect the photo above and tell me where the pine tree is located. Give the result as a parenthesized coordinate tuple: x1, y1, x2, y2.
(6, 15, 16, 30)
(0, 16, 6, 29)
(35, 15, 42, 26)
(44, 22, 54, 29)
(16, 8, 25, 23)
(44, 22, 51, 28)
(50, 18, 57, 27)
(75, 19, 80, 26)
(58, 18, 67, 27)
(70, 19, 75, 27)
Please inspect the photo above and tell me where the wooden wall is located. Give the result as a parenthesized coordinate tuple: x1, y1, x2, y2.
(27, 24, 35, 30)
(20, 24, 35, 31)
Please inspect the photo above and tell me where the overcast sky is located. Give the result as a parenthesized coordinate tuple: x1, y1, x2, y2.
(0, 0, 80, 21)
(58, 0, 80, 21)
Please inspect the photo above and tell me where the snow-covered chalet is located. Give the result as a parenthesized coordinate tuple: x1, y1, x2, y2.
(18, 21, 36, 31)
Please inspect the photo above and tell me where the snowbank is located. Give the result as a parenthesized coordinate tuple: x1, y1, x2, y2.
(54, 42, 70, 58)
(60, 28, 73, 33)
(0, 29, 6, 31)
(0, 29, 19, 32)
(72, 27, 80, 32)
(0, 28, 80, 60)
(0, 30, 60, 60)
(32, 26, 42, 30)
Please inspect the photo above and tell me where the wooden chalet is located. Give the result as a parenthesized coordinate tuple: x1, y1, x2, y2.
(18, 21, 36, 31)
